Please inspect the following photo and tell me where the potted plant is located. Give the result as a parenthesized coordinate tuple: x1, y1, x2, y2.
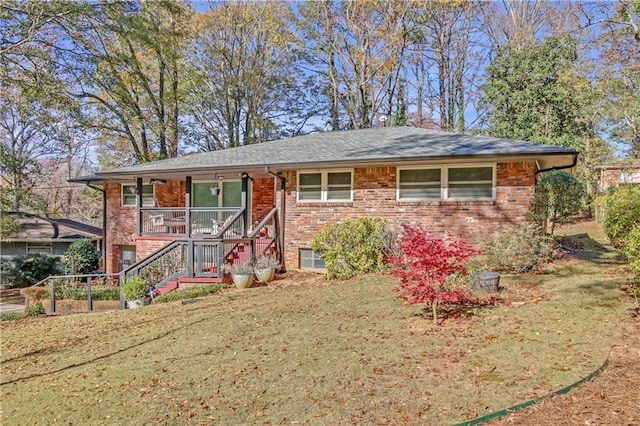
(254, 253, 280, 283)
(223, 261, 254, 288)
(122, 275, 150, 309)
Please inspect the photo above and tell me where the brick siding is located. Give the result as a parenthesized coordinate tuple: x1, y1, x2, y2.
(278, 161, 537, 269)
(105, 162, 537, 273)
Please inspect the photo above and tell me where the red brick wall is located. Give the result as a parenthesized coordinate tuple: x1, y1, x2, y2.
(251, 177, 275, 226)
(278, 161, 538, 269)
(104, 162, 538, 273)
(104, 182, 181, 273)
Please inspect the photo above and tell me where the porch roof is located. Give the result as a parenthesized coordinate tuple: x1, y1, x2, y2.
(77, 127, 578, 181)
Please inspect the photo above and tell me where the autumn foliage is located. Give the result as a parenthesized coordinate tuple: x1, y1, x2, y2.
(389, 224, 477, 324)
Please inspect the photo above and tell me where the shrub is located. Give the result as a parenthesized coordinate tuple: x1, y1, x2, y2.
(388, 224, 477, 325)
(62, 288, 120, 301)
(531, 170, 584, 235)
(64, 239, 99, 275)
(482, 223, 554, 273)
(312, 217, 395, 279)
(0, 313, 24, 321)
(596, 185, 640, 249)
(153, 284, 228, 303)
(8, 254, 61, 288)
(623, 224, 640, 283)
(122, 275, 150, 300)
(26, 302, 46, 316)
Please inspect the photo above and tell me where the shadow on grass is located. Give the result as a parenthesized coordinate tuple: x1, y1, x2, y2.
(558, 234, 624, 265)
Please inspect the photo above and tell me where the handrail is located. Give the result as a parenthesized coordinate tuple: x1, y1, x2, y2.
(249, 206, 278, 238)
(120, 240, 185, 277)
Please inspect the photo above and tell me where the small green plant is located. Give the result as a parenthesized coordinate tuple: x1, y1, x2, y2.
(482, 222, 554, 273)
(312, 217, 394, 279)
(64, 239, 99, 274)
(223, 261, 254, 275)
(0, 312, 24, 321)
(122, 275, 149, 300)
(153, 284, 228, 303)
(531, 170, 584, 235)
(26, 302, 46, 316)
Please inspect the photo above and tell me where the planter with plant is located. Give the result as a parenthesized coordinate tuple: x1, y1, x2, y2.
(122, 275, 150, 309)
(254, 253, 280, 283)
(223, 261, 254, 288)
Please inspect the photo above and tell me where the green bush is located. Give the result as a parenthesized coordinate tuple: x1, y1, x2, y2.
(122, 275, 149, 300)
(64, 239, 99, 274)
(311, 217, 395, 279)
(62, 288, 120, 301)
(152, 284, 228, 303)
(482, 222, 555, 273)
(26, 302, 46, 316)
(595, 185, 640, 249)
(531, 170, 584, 235)
(623, 224, 640, 282)
(0, 312, 24, 321)
(7, 254, 61, 288)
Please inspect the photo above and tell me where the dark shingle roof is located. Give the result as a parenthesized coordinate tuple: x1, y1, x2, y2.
(2, 212, 102, 242)
(92, 127, 577, 179)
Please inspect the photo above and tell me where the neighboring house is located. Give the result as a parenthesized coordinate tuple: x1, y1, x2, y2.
(0, 211, 102, 261)
(598, 163, 640, 192)
(70, 127, 577, 285)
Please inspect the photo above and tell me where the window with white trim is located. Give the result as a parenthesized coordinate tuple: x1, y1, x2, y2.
(122, 184, 154, 206)
(447, 166, 494, 199)
(397, 165, 495, 200)
(297, 170, 353, 202)
(300, 249, 326, 270)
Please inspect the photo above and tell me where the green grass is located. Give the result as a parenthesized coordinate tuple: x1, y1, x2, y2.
(0, 224, 633, 425)
(152, 283, 228, 303)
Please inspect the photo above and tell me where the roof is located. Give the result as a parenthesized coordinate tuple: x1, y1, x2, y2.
(1, 212, 102, 242)
(77, 127, 578, 181)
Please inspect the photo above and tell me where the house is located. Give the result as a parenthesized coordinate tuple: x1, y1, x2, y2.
(70, 127, 577, 287)
(598, 163, 640, 192)
(0, 211, 102, 275)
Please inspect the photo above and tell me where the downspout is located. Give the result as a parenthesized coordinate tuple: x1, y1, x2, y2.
(87, 183, 107, 271)
(265, 166, 286, 272)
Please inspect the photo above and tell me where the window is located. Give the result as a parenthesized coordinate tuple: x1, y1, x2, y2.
(297, 170, 353, 202)
(398, 165, 495, 201)
(448, 166, 494, 199)
(27, 244, 52, 255)
(122, 184, 154, 206)
(398, 168, 441, 200)
(300, 249, 325, 270)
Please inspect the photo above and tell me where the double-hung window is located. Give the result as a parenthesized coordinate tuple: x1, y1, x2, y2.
(122, 184, 154, 206)
(397, 165, 495, 201)
(297, 170, 353, 202)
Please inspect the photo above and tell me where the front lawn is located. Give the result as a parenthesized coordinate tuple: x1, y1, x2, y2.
(0, 223, 633, 425)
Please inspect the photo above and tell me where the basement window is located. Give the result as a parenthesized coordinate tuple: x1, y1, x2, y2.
(299, 249, 325, 271)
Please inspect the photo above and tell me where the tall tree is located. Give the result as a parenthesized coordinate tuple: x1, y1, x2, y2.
(298, 0, 410, 130)
(184, 1, 318, 150)
(406, 0, 484, 132)
(61, 1, 193, 166)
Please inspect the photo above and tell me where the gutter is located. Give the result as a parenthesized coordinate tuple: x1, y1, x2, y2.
(534, 152, 579, 178)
